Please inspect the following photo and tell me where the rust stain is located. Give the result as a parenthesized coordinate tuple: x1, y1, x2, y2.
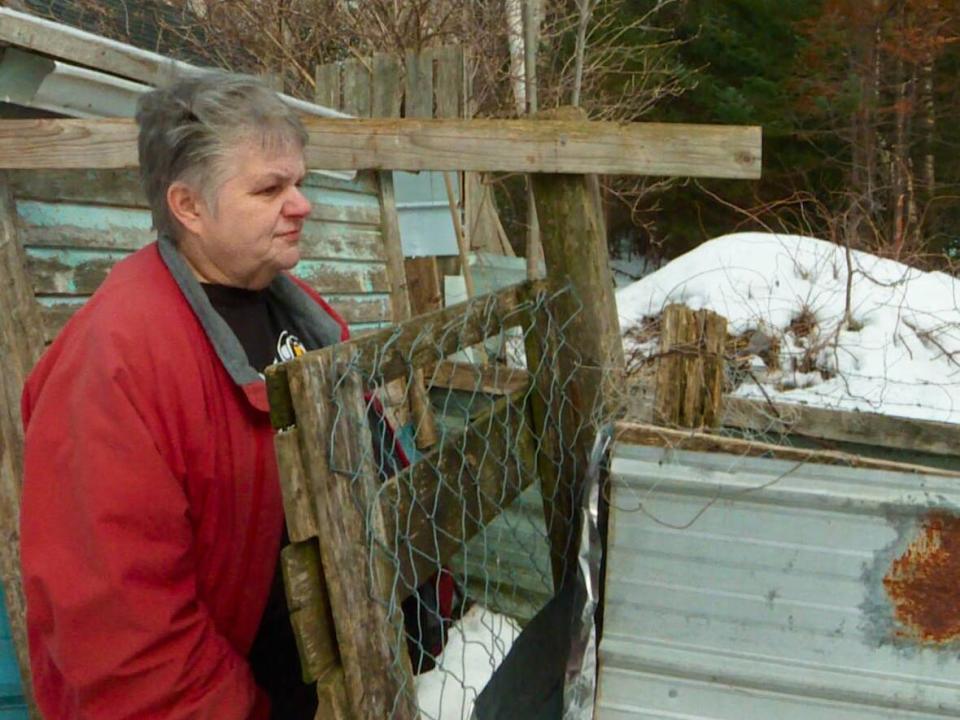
(884, 511, 960, 643)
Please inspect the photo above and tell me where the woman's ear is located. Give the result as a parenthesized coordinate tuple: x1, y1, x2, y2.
(166, 181, 205, 237)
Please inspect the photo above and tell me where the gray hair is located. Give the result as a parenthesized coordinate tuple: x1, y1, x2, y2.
(135, 71, 309, 239)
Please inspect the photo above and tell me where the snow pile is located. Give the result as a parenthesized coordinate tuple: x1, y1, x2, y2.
(416, 605, 521, 720)
(617, 232, 960, 423)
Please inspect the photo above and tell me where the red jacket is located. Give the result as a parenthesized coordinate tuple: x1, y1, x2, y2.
(20, 239, 347, 719)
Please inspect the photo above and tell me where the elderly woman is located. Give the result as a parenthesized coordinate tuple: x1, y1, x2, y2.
(20, 72, 345, 719)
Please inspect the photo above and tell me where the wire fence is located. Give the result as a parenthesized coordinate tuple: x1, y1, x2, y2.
(271, 281, 612, 720)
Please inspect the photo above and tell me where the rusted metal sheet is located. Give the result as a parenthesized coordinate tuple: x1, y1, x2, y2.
(599, 443, 960, 719)
(877, 511, 960, 645)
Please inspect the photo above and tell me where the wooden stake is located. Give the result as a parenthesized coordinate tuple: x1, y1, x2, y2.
(654, 304, 727, 429)
(0, 174, 44, 719)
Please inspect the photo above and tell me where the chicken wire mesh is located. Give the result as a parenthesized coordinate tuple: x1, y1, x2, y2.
(273, 282, 613, 720)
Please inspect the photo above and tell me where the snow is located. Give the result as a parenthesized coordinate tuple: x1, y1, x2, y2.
(617, 232, 960, 423)
(416, 605, 521, 720)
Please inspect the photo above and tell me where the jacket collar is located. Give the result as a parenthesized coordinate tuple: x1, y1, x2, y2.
(157, 234, 342, 413)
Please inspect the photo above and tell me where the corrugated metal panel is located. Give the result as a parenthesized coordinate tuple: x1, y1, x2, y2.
(598, 443, 960, 719)
(10, 169, 394, 339)
(393, 171, 457, 257)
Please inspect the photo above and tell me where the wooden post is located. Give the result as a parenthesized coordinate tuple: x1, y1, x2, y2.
(525, 107, 626, 590)
(653, 304, 727, 429)
(0, 175, 44, 718)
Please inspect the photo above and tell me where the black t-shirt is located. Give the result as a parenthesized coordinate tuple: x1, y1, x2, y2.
(201, 283, 317, 719)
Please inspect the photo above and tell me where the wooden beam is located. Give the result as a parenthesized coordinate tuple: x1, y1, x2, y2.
(382, 391, 537, 597)
(279, 282, 538, 392)
(0, 174, 44, 718)
(0, 118, 763, 177)
(630, 384, 960, 460)
(614, 421, 960, 478)
(427, 360, 530, 395)
(722, 396, 960, 458)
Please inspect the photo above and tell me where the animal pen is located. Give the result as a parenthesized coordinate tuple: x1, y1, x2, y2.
(6, 94, 959, 720)
(0, 110, 759, 719)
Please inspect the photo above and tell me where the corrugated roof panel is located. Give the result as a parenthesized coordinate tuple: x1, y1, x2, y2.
(598, 443, 960, 719)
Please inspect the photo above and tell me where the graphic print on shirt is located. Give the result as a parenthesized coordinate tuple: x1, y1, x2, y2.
(276, 329, 306, 363)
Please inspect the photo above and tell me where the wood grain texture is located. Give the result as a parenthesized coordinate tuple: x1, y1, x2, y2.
(614, 421, 960, 478)
(274, 429, 319, 541)
(382, 392, 537, 597)
(291, 281, 538, 385)
(0, 175, 44, 718)
(280, 540, 339, 682)
(0, 118, 763, 177)
(0, 6, 188, 86)
(404, 51, 433, 119)
(315, 63, 341, 110)
(286, 357, 416, 719)
(371, 54, 402, 119)
(722, 396, 960, 458)
(341, 60, 372, 118)
(427, 360, 530, 395)
(432, 46, 463, 120)
(403, 257, 442, 315)
(653, 305, 726, 429)
(529, 156, 626, 589)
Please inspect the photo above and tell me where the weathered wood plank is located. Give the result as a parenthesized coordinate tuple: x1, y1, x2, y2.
(371, 54, 402, 119)
(403, 257, 442, 315)
(0, 6, 193, 86)
(17, 202, 381, 257)
(281, 540, 339, 681)
(25, 251, 389, 296)
(274, 429, 320, 541)
(37, 293, 390, 345)
(427, 360, 530, 395)
(341, 60, 372, 118)
(376, 172, 410, 323)
(432, 46, 463, 120)
(327, 295, 391, 325)
(292, 260, 390, 295)
(722, 396, 960, 459)
(305, 170, 380, 197)
(298, 223, 385, 262)
(614, 421, 960, 478)
(8, 169, 147, 207)
(0, 174, 44, 718)
(382, 391, 537, 596)
(315, 63, 341, 110)
(404, 51, 433, 119)
(315, 667, 352, 720)
(292, 281, 538, 386)
(0, 118, 763, 177)
(285, 357, 416, 719)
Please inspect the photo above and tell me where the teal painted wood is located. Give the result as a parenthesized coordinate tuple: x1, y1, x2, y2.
(13, 168, 395, 339)
(0, 587, 26, 716)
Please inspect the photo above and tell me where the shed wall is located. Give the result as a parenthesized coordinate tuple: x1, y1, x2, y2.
(10, 169, 393, 339)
